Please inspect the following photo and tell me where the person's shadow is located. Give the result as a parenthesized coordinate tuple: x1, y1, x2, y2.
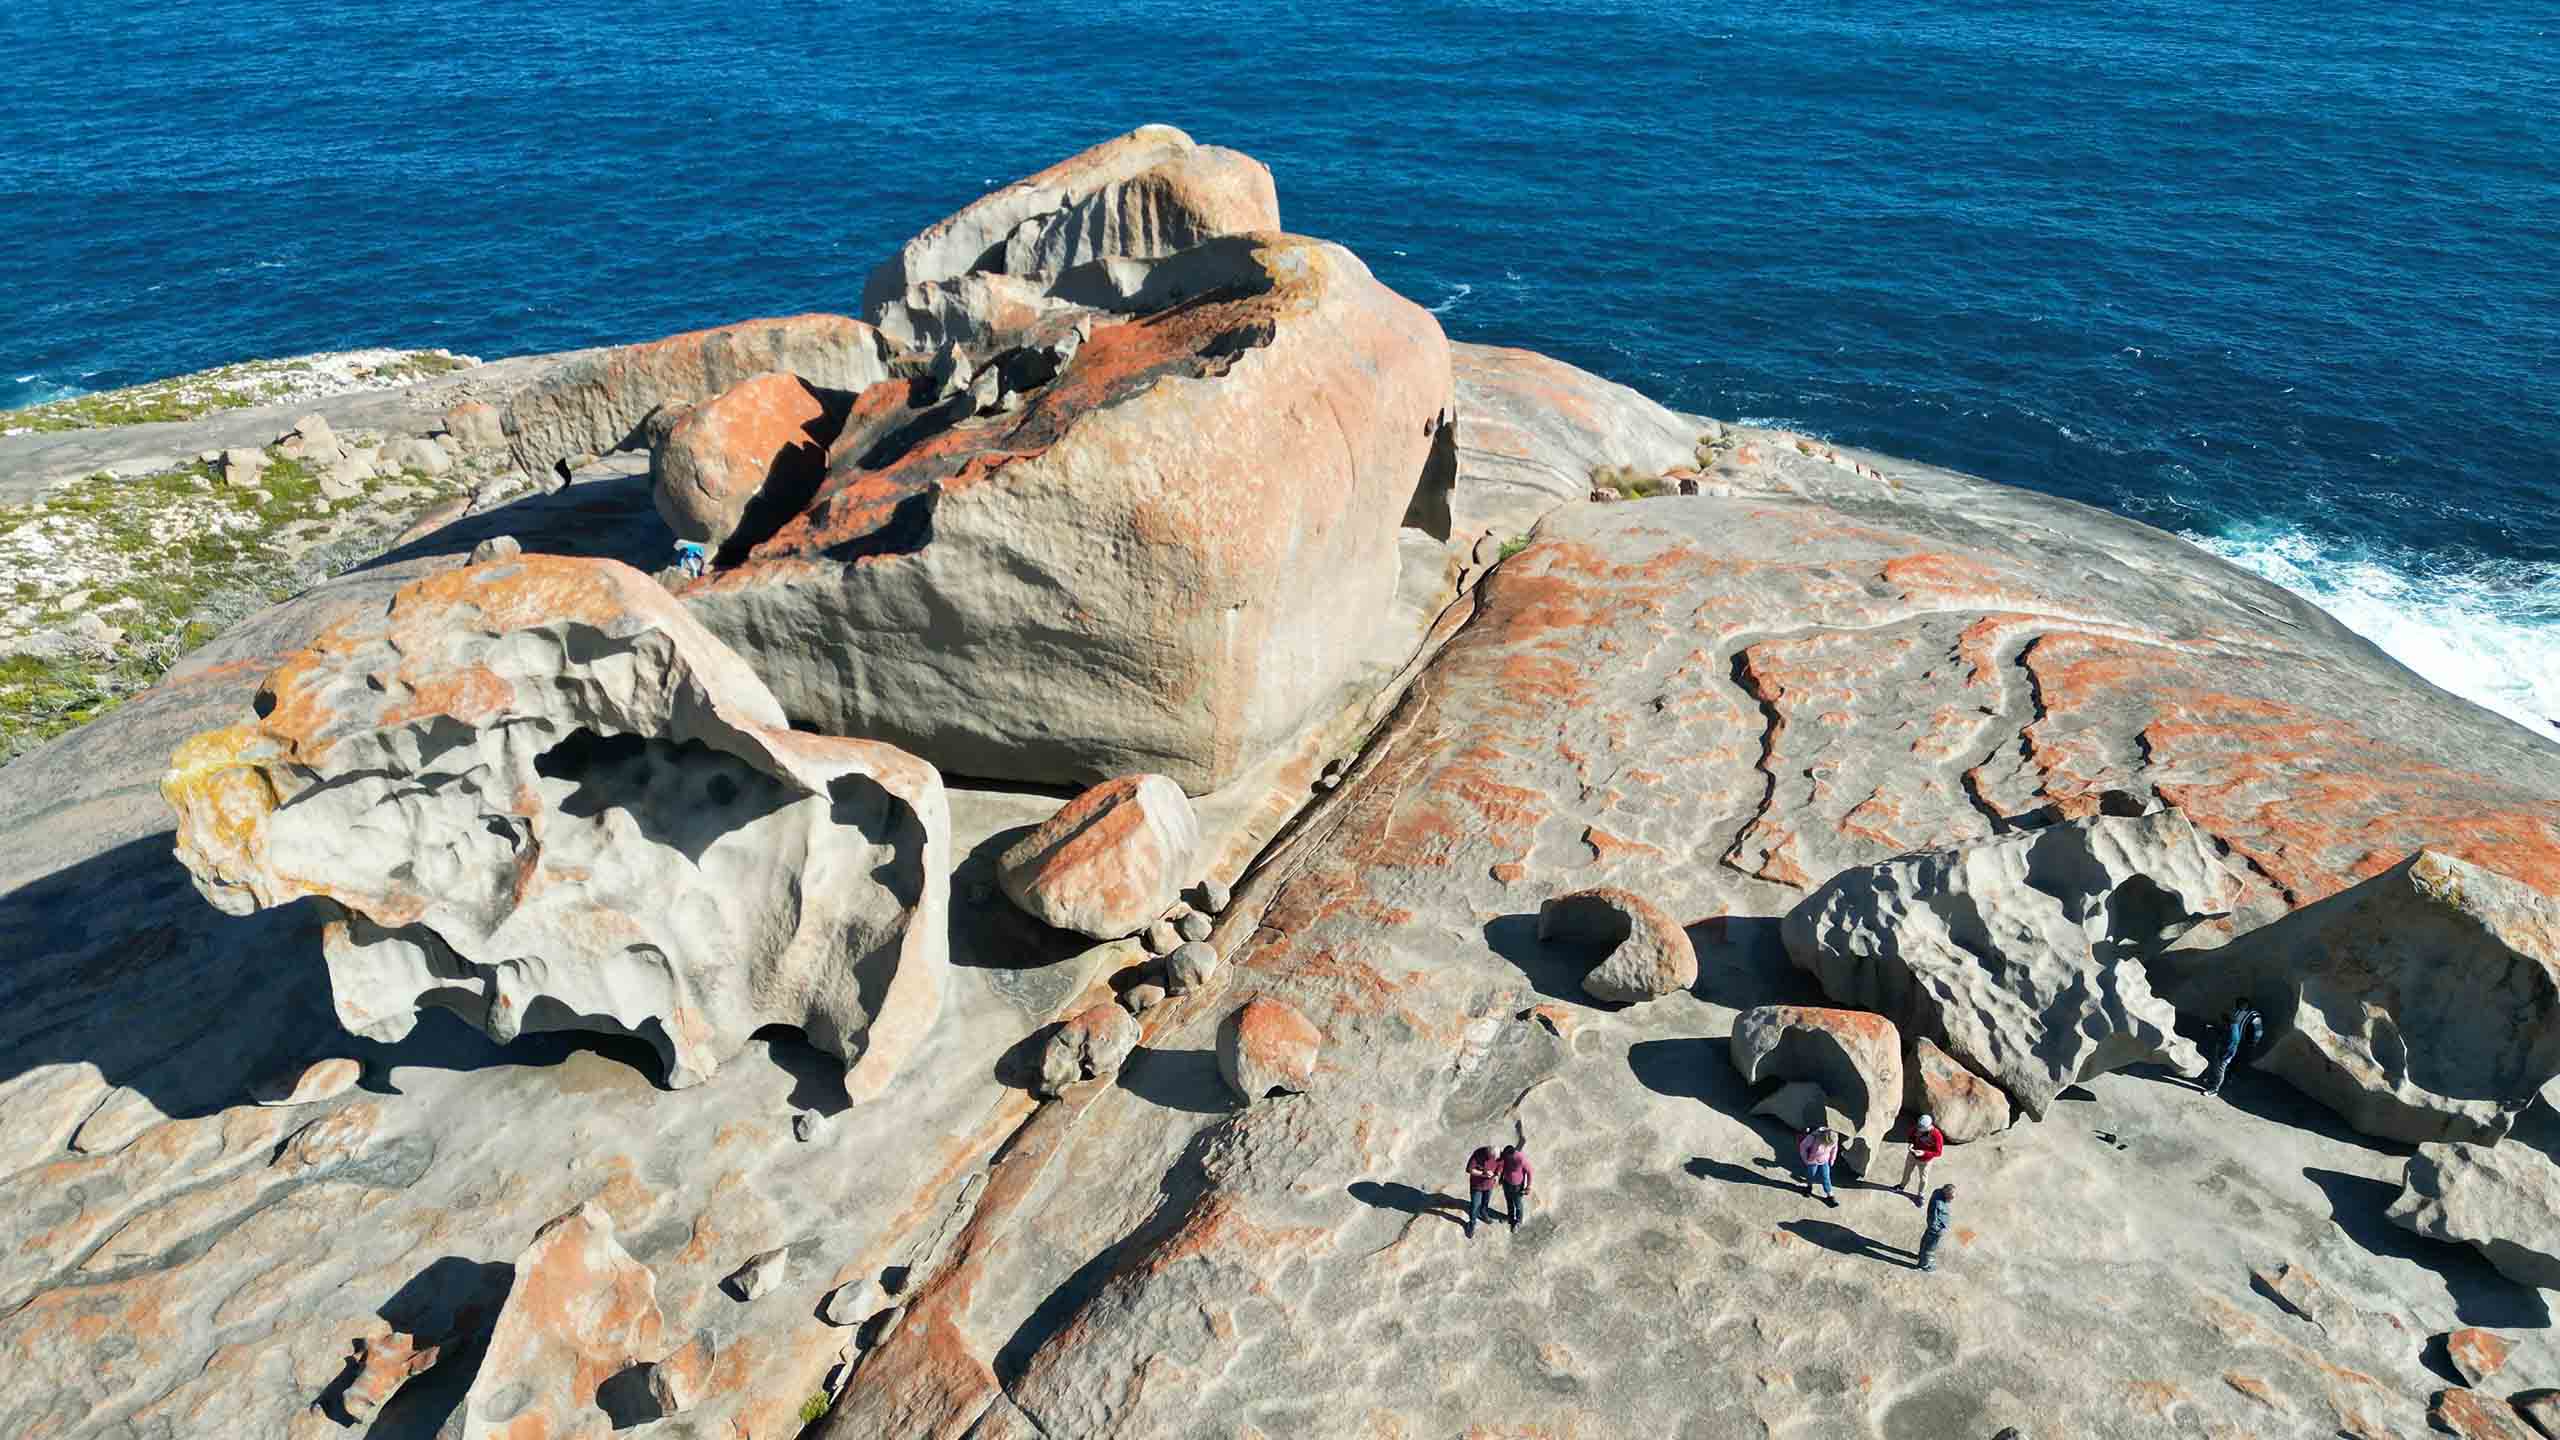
(1348, 1181, 1468, 1228)
(1780, 1217, 1913, 1267)
(1686, 1154, 1807, 1195)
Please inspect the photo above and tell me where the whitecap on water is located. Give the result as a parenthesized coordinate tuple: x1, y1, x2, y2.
(1428, 282, 1473, 315)
(2185, 523, 2560, 736)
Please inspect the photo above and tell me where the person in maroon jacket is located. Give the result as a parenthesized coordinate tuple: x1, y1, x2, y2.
(1898, 1114, 1945, 1205)
(1464, 1145, 1500, 1238)
(1498, 1145, 1533, 1229)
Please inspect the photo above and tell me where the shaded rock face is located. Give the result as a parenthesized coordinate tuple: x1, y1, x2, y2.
(2388, 1140, 2560, 1291)
(1730, 1005, 1904, 1171)
(505, 314, 893, 485)
(452, 1202, 663, 1440)
(2217, 849, 2560, 1144)
(651, 369, 855, 553)
(858, 124, 1279, 323)
(1782, 811, 2227, 1119)
(1906, 1035, 2014, 1142)
(998, 774, 1201, 940)
(160, 554, 952, 1100)
(1534, 886, 1697, 1003)
(685, 233, 1453, 792)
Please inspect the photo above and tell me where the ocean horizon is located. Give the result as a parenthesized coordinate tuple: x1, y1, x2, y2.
(4, 0, 2554, 735)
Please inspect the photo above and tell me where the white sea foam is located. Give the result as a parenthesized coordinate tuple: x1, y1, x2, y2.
(2185, 524, 2560, 737)
(1428, 282, 1473, 315)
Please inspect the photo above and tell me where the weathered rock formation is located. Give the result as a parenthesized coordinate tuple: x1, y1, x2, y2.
(998, 773, 1201, 939)
(1447, 343, 1706, 552)
(685, 233, 1453, 791)
(1536, 886, 1697, 1003)
(651, 369, 854, 552)
(2388, 1140, 2560, 1290)
(160, 553, 951, 1099)
(1037, 1002, 1140, 1097)
(1905, 1035, 2014, 1141)
(859, 124, 1279, 326)
(1730, 1005, 1904, 1171)
(2210, 849, 2560, 1144)
(450, 1202, 664, 1440)
(505, 313, 893, 485)
(1782, 811, 2226, 1119)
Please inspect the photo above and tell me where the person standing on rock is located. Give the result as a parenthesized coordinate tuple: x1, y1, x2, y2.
(1465, 1144, 1500, 1239)
(673, 539, 708, 579)
(1797, 1126, 1841, 1207)
(1916, 1183, 1957, 1270)
(1898, 1114, 1945, 1204)
(1499, 1144, 1533, 1230)
(2205, 1000, 2264, 1095)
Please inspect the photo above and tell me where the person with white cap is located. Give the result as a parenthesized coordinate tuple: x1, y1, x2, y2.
(1898, 1114, 1945, 1204)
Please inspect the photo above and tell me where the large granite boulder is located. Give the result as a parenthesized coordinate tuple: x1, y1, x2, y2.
(505, 313, 893, 485)
(1906, 1035, 2014, 1142)
(684, 233, 1453, 792)
(1536, 886, 1697, 1003)
(1782, 811, 2227, 1119)
(859, 124, 1279, 322)
(450, 1202, 664, 1440)
(2210, 849, 2560, 1144)
(2388, 1140, 2560, 1291)
(999, 774, 1201, 940)
(1730, 1005, 1904, 1172)
(651, 370, 854, 552)
(161, 553, 952, 1101)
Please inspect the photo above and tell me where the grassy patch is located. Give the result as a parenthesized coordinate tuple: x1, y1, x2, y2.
(357, 351, 468, 383)
(0, 451, 468, 760)
(797, 1391, 834, 1426)
(0, 367, 295, 432)
(1696, 430, 1739, 469)
(1591, 463, 1671, 500)
(1497, 534, 1531, 560)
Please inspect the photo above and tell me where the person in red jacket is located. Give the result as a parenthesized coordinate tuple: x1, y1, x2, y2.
(1498, 1145, 1533, 1229)
(1898, 1114, 1945, 1204)
(1464, 1145, 1500, 1238)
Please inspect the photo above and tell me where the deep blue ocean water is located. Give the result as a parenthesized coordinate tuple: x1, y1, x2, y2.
(4, 2, 2555, 731)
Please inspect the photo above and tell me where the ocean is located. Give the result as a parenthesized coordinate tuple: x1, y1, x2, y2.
(3, 1, 2555, 734)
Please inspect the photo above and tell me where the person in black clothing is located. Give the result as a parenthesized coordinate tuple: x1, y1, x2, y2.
(1916, 1183, 1957, 1271)
(2205, 1001, 2264, 1095)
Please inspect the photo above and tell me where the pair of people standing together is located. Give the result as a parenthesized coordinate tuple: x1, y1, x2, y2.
(1463, 1144, 1532, 1238)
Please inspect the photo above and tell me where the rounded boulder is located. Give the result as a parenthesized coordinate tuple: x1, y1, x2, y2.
(999, 774, 1202, 940)
(1036, 1002, 1141, 1097)
(1217, 996, 1320, 1101)
(651, 371, 846, 551)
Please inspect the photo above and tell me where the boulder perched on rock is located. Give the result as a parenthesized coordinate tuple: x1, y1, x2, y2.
(1037, 1002, 1141, 1097)
(337, 1329, 440, 1422)
(2388, 1140, 2560, 1290)
(444, 399, 505, 453)
(1782, 811, 2225, 1119)
(651, 370, 853, 552)
(2210, 849, 2560, 1144)
(1536, 887, 1697, 1003)
(505, 314, 894, 485)
(1905, 1035, 2013, 1142)
(450, 1203, 663, 1440)
(2445, 1328, 2512, 1388)
(858, 124, 1279, 321)
(999, 774, 1201, 940)
(161, 553, 952, 1101)
(685, 233, 1453, 792)
(1218, 995, 1320, 1101)
(1164, 941, 1218, 995)
(1731, 1005, 1904, 1172)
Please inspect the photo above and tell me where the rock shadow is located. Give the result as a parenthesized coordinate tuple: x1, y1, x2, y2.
(1779, 1217, 1908, 1266)
(950, 822, 1098, 973)
(354, 468, 670, 575)
(358, 1255, 515, 1439)
(1683, 915, 1825, 1011)
(1115, 1046, 1232, 1116)
(358, 1007, 675, 1094)
(2301, 1166, 2551, 1329)
(754, 1024, 854, 1119)
(2218, 1061, 2409, 1156)
(595, 1361, 661, 1429)
(1482, 912, 1611, 1007)
(1347, 1180, 1467, 1227)
(1627, 1036, 1759, 1125)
